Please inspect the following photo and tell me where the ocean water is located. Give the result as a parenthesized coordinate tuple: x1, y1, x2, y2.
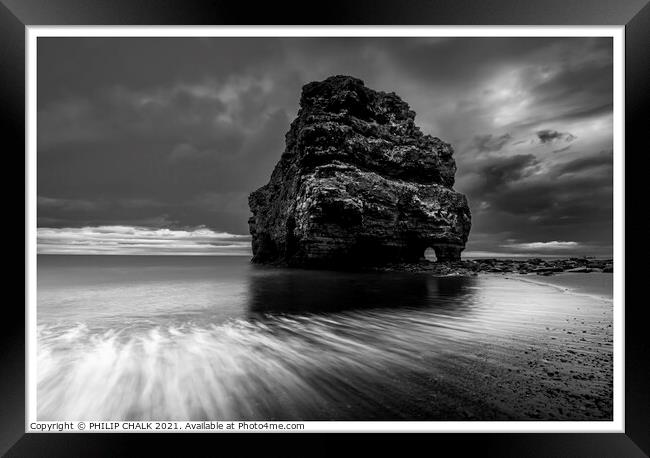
(36, 255, 613, 421)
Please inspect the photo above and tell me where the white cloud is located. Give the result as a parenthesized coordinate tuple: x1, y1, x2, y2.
(462, 251, 536, 258)
(500, 241, 580, 251)
(37, 226, 252, 256)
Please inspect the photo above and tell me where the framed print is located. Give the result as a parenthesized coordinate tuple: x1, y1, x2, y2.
(3, 0, 649, 455)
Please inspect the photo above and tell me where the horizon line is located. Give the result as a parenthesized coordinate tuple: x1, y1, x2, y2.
(35, 252, 613, 259)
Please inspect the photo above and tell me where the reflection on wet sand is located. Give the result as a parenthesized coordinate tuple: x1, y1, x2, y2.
(246, 266, 477, 316)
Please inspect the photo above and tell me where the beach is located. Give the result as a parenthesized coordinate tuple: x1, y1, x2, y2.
(36, 255, 613, 421)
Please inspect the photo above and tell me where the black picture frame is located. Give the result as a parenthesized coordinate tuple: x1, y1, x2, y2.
(3, 0, 648, 455)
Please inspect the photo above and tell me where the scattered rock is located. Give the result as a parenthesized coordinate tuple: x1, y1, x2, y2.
(373, 258, 614, 276)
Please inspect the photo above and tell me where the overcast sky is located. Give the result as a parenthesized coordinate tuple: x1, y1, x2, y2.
(37, 37, 613, 256)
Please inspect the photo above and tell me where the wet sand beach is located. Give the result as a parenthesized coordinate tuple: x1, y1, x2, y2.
(37, 256, 613, 421)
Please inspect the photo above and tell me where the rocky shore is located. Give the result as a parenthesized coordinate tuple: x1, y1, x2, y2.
(375, 257, 613, 276)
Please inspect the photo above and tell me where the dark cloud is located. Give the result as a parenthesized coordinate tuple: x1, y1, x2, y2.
(37, 36, 614, 255)
(457, 146, 613, 256)
(466, 154, 540, 195)
(553, 150, 613, 176)
(536, 129, 577, 144)
(471, 133, 512, 153)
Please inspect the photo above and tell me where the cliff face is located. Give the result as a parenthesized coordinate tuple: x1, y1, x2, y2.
(248, 75, 471, 266)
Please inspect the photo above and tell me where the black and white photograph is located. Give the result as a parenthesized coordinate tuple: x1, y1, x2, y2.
(32, 32, 621, 426)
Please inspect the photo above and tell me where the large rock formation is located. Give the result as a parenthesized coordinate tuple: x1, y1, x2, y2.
(248, 75, 471, 267)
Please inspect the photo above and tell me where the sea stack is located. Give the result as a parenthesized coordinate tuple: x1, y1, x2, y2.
(248, 75, 471, 267)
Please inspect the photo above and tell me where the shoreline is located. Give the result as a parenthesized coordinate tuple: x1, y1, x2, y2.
(373, 258, 615, 302)
(507, 274, 613, 303)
